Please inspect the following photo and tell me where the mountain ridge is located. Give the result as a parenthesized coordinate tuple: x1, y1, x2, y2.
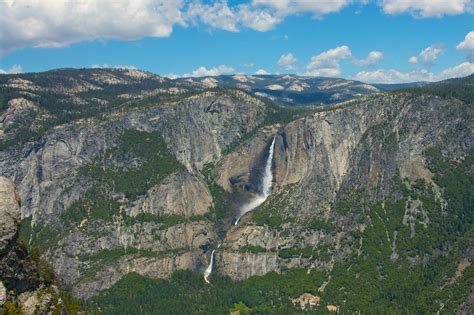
(0, 69, 472, 314)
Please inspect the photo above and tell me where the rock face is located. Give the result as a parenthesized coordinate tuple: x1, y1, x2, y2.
(0, 69, 472, 312)
(128, 172, 212, 218)
(216, 94, 473, 280)
(0, 177, 65, 313)
(0, 177, 20, 254)
(0, 177, 40, 294)
(0, 71, 266, 298)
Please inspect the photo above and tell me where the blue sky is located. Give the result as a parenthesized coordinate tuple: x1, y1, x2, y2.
(0, 0, 473, 83)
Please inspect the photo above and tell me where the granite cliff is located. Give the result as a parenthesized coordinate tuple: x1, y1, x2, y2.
(0, 69, 472, 313)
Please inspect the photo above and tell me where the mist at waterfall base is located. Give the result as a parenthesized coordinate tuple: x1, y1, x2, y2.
(203, 136, 277, 284)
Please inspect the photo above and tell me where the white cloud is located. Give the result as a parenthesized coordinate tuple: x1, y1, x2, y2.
(91, 64, 137, 69)
(185, 0, 357, 34)
(408, 56, 418, 64)
(380, 0, 473, 17)
(353, 62, 474, 83)
(353, 51, 383, 67)
(255, 69, 268, 74)
(252, 0, 352, 17)
(456, 31, 474, 62)
(237, 4, 282, 31)
(0, 0, 185, 55)
(184, 65, 234, 77)
(0, 64, 23, 74)
(278, 53, 297, 70)
(186, 1, 239, 32)
(306, 45, 352, 77)
(241, 63, 255, 68)
(437, 62, 474, 79)
(419, 45, 444, 65)
(164, 72, 179, 79)
(186, 1, 281, 32)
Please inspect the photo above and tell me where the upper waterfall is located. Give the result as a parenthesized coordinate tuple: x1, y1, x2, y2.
(235, 136, 276, 224)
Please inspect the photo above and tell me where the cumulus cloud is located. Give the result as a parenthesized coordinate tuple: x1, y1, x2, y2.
(0, 64, 23, 74)
(353, 51, 383, 67)
(184, 65, 234, 77)
(91, 64, 137, 70)
(380, 0, 473, 17)
(408, 56, 418, 64)
(182, 0, 356, 34)
(353, 62, 474, 83)
(164, 73, 179, 79)
(252, 0, 352, 17)
(0, 0, 185, 55)
(305, 45, 352, 77)
(456, 31, 474, 61)
(255, 69, 268, 74)
(278, 53, 297, 70)
(419, 45, 444, 65)
(185, 1, 281, 32)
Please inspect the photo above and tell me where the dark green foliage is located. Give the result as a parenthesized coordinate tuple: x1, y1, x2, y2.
(306, 219, 335, 232)
(229, 301, 251, 314)
(0, 127, 40, 151)
(19, 217, 62, 253)
(60, 186, 120, 226)
(239, 245, 267, 254)
(89, 269, 326, 314)
(202, 163, 232, 220)
(319, 149, 474, 313)
(395, 74, 474, 104)
(251, 187, 292, 228)
(82, 129, 184, 201)
(61, 130, 183, 226)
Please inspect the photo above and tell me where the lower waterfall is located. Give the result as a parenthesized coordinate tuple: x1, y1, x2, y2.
(203, 249, 215, 284)
(203, 136, 276, 284)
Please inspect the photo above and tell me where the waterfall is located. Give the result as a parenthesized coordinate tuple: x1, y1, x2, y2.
(203, 249, 215, 284)
(235, 136, 276, 225)
(203, 136, 276, 284)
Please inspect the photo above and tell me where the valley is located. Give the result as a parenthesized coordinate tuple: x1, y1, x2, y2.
(0, 69, 472, 314)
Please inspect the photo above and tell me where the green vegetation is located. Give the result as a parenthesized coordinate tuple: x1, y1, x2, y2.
(89, 269, 326, 314)
(87, 148, 473, 314)
(15, 230, 85, 314)
(306, 219, 335, 233)
(61, 129, 183, 226)
(319, 148, 474, 313)
(251, 186, 294, 228)
(81, 129, 184, 200)
(395, 74, 474, 104)
(19, 217, 62, 253)
(239, 245, 267, 254)
(229, 301, 251, 314)
(202, 163, 232, 220)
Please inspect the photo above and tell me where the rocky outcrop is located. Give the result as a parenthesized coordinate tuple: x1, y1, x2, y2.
(0, 177, 40, 294)
(128, 172, 212, 218)
(0, 177, 20, 254)
(0, 176, 66, 313)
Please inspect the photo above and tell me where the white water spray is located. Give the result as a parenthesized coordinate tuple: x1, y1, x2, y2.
(235, 136, 276, 225)
(203, 249, 215, 284)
